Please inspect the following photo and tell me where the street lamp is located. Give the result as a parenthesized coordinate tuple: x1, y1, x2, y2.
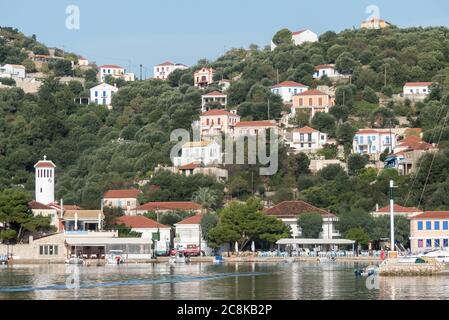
(389, 180, 397, 253)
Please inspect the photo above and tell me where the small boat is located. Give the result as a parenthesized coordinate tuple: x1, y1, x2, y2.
(213, 255, 225, 264)
(65, 255, 84, 265)
(355, 266, 379, 277)
(169, 251, 190, 264)
(106, 250, 125, 265)
(0, 254, 8, 265)
(421, 249, 449, 263)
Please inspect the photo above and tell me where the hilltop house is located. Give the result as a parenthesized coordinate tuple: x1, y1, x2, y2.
(201, 91, 227, 112)
(264, 201, 340, 239)
(361, 18, 392, 29)
(353, 129, 397, 160)
(90, 83, 119, 108)
(194, 67, 214, 88)
(154, 61, 188, 80)
(133, 202, 202, 216)
(403, 82, 432, 102)
(291, 90, 335, 119)
(99, 65, 135, 82)
(0, 64, 26, 78)
(271, 29, 318, 51)
(410, 211, 449, 253)
(313, 64, 342, 79)
(289, 126, 328, 153)
(234, 120, 278, 138)
(154, 163, 229, 182)
(199, 109, 240, 138)
(270, 81, 308, 103)
(103, 189, 141, 214)
(173, 140, 222, 166)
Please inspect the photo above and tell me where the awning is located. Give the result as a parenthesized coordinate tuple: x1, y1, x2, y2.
(65, 237, 152, 246)
(276, 239, 355, 245)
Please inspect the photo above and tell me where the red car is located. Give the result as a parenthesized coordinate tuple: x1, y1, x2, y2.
(172, 245, 204, 257)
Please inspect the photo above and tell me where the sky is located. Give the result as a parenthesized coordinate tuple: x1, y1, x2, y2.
(1, 0, 449, 77)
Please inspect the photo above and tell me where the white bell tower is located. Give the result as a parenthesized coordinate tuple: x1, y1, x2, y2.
(34, 155, 56, 205)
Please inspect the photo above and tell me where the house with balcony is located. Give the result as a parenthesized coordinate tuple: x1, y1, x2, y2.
(0, 64, 26, 78)
(154, 61, 188, 80)
(173, 140, 222, 166)
(199, 109, 240, 138)
(353, 129, 397, 160)
(201, 91, 227, 112)
(103, 189, 141, 215)
(410, 211, 449, 253)
(194, 67, 214, 88)
(264, 201, 340, 239)
(62, 210, 104, 232)
(289, 126, 328, 153)
(403, 82, 432, 102)
(99, 65, 135, 82)
(90, 83, 119, 108)
(271, 81, 308, 103)
(291, 90, 335, 119)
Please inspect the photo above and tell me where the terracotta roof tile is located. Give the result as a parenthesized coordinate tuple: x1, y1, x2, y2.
(296, 90, 328, 96)
(235, 120, 276, 128)
(271, 81, 307, 88)
(293, 126, 319, 133)
(28, 201, 54, 210)
(176, 214, 203, 225)
(202, 91, 226, 97)
(411, 211, 449, 220)
(404, 82, 432, 87)
(103, 189, 141, 199)
(116, 216, 169, 229)
(201, 109, 235, 116)
(135, 202, 201, 211)
(264, 201, 335, 218)
(376, 204, 422, 213)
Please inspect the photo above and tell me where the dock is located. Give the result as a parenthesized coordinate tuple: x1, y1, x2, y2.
(379, 258, 443, 276)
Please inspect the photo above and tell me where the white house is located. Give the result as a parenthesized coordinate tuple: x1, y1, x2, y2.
(271, 29, 318, 51)
(28, 200, 59, 230)
(234, 120, 278, 138)
(154, 61, 188, 80)
(290, 126, 328, 153)
(99, 65, 135, 82)
(265, 201, 340, 239)
(313, 64, 341, 79)
(0, 64, 26, 78)
(199, 109, 240, 138)
(270, 81, 308, 103)
(77, 57, 89, 67)
(174, 215, 212, 255)
(194, 67, 214, 88)
(116, 215, 171, 255)
(201, 91, 227, 112)
(403, 82, 432, 101)
(353, 129, 398, 159)
(90, 83, 119, 108)
(218, 79, 231, 91)
(173, 141, 222, 166)
(34, 156, 56, 205)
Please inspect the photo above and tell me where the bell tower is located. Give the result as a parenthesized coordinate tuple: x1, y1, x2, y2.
(34, 155, 56, 205)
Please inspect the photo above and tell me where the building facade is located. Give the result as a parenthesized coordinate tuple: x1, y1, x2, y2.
(34, 156, 56, 205)
(291, 90, 335, 119)
(313, 64, 341, 79)
(271, 29, 318, 50)
(270, 81, 308, 103)
(201, 91, 227, 112)
(233, 120, 278, 138)
(194, 67, 214, 88)
(103, 189, 141, 214)
(154, 61, 188, 80)
(353, 129, 397, 159)
(403, 82, 432, 102)
(133, 202, 202, 216)
(410, 212, 449, 253)
(290, 126, 328, 153)
(90, 83, 119, 107)
(173, 141, 222, 166)
(99, 65, 135, 82)
(0, 64, 26, 78)
(199, 109, 240, 138)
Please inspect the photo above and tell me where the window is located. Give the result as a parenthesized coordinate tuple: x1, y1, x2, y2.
(435, 221, 440, 230)
(426, 239, 432, 248)
(417, 221, 423, 231)
(435, 239, 440, 248)
(103, 98, 106, 105)
(443, 221, 448, 230)
(298, 98, 303, 105)
(444, 239, 449, 248)
(418, 240, 423, 248)
(426, 221, 432, 230)
(218, 118, 221, 125)
(39, 245, 58, 256)
(308, 98, 313, 106)
(318, 98, 323, 106)
(95, 91, 98, 97)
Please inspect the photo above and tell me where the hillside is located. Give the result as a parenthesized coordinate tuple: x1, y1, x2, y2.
(1, 25, 449, 214)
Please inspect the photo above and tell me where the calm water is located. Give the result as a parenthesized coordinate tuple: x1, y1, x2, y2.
(1, 262, 449, 300)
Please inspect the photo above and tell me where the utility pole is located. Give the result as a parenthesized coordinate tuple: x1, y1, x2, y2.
(267, 99, 270, 120)
(384, 64, 387, 88)
(276, 69, 279, 84)
(140, 64, 143, 81)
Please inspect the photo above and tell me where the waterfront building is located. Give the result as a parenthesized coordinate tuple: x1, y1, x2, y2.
(410, 211, 449, 253)
(264, 201, 340, 239)
(174, 215, 212, 255)
(62, 210, 104, 232)
(103, 189, 141, 215)
(270, 81, 308, 103)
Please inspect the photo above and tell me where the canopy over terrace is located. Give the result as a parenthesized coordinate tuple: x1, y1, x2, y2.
(275, 238, 355, 252)
(65, 237, 153, 259)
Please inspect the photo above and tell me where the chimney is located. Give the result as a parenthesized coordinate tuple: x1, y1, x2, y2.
(376, 203, 379, 212)
(28, 236, 34, 244)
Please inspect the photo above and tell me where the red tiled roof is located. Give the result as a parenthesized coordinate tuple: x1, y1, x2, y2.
(264, 201, 336, 218)
(116, 216, 169, 229)
(235, 120, 276, 128)
(202, 91, 226, 97)
(296, 90, 328, 96)
(315, 64, 335, 70)
(271, 81, 307, 88)
(135, 202, 201, 211)
(411, 212, 449, 220)
(376, 204, 422, 213)
(292, 30, 306, 35)
(99, 65, 123, 69)
(34, 160, 56, 168)
(156, 61, 174, 66)
(201, 109, 235, 116)
(28, 201, 54, 210)
(176, 214, 203, 225)
(356, 129, 391, 135)
(293, 126, 319, 133)
(404, 82, 432, 87)
(48, 203, 82, 211)
(397, 136, 432, 151)
(178, 162, 202, 170)
(103, 189, 141, 199)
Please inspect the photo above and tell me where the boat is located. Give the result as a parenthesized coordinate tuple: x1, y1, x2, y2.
(65, 255, 84, 265)
(213, 255, 225, 264)
(169, 251, 190, 264)
(355, 266, 379, 277)
(106, 250, 125, 265)
(421, 249, 449, 263)
(0, 254, 8, 265)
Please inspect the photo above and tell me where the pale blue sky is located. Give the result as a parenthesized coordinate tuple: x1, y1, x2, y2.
(1, 0, 449, 77)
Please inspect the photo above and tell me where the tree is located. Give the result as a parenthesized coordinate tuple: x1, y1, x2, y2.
(346, 227, 370, 253)
(291, 152, 310, 176)
(347, 154, 369, 175)
(371, 215, 410, 247)
(335, 52, 357, 75)
(336, 123, 357, 146)
(228, 176, 251, 198)
(290, 109, 310, 127)
(273, 187, 294, 204)
(272, 28, 293, 46)
(335, 85, 354, 107)
(201, 213, 218, 240)
(311, 113, 336, 137)
(207, 198, 290, 251)
(297, 213, 323, 238)
(362, 86, 379, 104)
(317, 144, 338, 160)
(192, 187, 218, 213)
(50, 59, 73, 76)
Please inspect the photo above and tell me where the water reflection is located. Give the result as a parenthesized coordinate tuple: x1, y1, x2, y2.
(1, 262, 449, 300)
